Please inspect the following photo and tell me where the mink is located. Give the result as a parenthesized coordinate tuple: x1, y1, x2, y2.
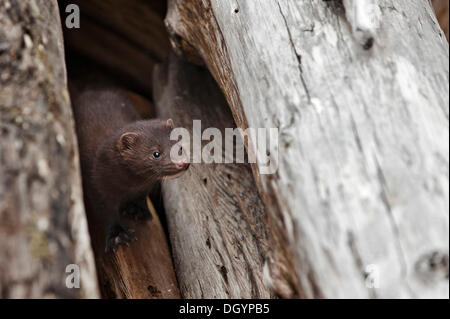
(72, 88, 189, 252)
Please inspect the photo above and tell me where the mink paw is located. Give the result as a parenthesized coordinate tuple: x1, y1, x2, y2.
(121, 198, 152, 222)
(105, 224, 137, 253)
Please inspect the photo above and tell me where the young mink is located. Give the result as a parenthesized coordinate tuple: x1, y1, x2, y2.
(72, 89, 189, 253)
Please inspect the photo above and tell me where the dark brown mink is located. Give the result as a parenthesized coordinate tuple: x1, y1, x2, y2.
(72, 88, 189, 253)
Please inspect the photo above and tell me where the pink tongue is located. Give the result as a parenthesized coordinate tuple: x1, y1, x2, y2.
(177, 161, 188, 169)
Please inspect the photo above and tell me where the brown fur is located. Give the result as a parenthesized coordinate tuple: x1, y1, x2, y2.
(72, 88, 188, 252)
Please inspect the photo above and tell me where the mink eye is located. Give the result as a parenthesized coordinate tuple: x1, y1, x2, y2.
(153, 151, 161, 159)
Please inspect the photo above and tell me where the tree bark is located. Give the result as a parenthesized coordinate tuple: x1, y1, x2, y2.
(0, 0, 98, 298)
(166, 0, 449, 298)
(153, 55, 282, 298)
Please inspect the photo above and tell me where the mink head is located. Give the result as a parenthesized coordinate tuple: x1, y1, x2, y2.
(116, 119, 189, 180)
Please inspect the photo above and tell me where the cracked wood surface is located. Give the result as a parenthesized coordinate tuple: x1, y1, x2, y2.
(166, 0, 449, 298)
(153, 55, 275, 298)
(0, 0, 98, 298)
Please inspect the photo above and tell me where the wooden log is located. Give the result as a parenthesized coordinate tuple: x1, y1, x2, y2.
(0, 0, 98, 298)
(166, 0, 449, 298)
(94, 197, 181, 299)
(153, 55, 277, 298)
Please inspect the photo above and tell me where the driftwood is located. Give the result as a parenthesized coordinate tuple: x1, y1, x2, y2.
(166, 0, 449, 298)
(153, 55, 277, 298)
(0, 0, 98, 298)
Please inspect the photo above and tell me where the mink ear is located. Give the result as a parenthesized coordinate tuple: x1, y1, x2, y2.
(118, 132, 139, 155)
(166, 118, 174, 129)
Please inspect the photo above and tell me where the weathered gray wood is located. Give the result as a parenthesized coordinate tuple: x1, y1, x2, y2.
(153, 55, 278, 298)
(0, 0, 98, 298)
(166, 0, 449, 298)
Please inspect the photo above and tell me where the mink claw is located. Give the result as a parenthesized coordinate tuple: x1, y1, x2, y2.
(105, 224, 136, 253)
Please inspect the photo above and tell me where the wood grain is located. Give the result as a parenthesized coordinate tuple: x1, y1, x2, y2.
(153, 55, 276, 298)
(95, 198, 180, 299)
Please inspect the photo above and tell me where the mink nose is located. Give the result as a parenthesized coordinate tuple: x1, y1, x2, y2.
(176, 161, 189, 170)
